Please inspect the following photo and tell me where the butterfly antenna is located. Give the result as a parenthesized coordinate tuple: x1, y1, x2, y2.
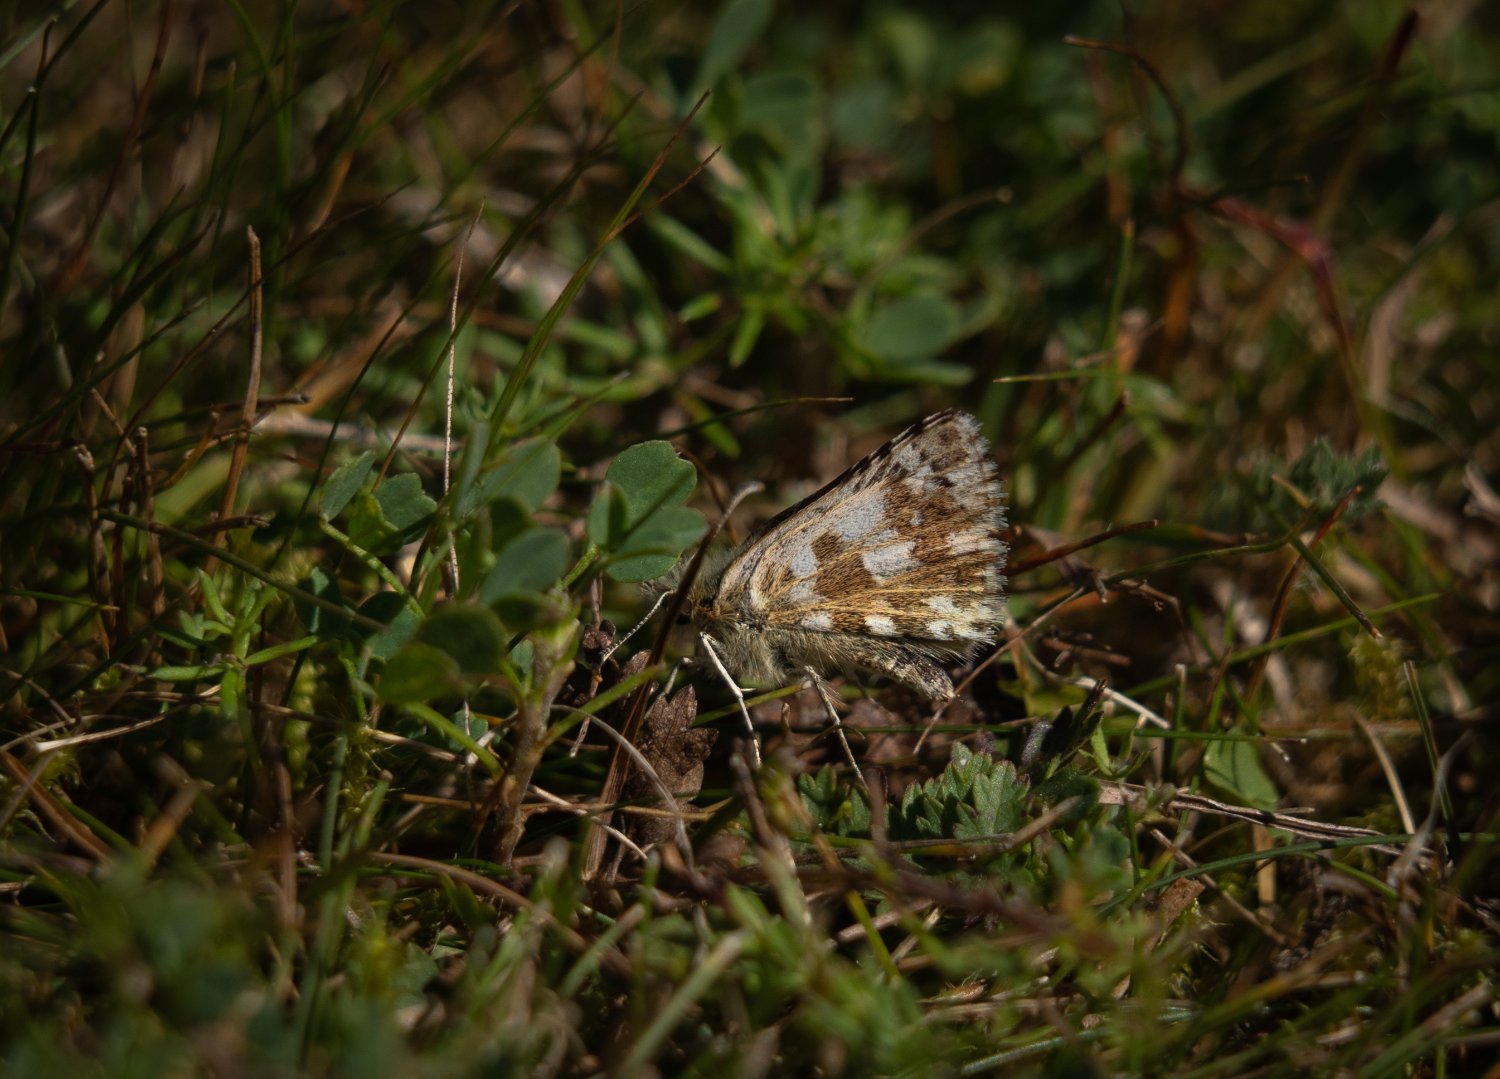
(599, 586, 674, 667)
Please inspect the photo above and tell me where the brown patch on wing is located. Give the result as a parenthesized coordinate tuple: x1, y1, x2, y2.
(811, 531, 878, 597)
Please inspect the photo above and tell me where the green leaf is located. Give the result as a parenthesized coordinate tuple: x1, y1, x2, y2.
(295, 567, 348, 638)
(740, 71, 818, 156)
(648, 215, 733, 275)
(606, 441, 696, 515)
(222, 666, 243, 717)
(1205, 738, 1280, 811)
(893, 744, 1029, 848)
(859, 292, 961, 364)
(175, 608, 206, 643)
(678, 292, 724, 322)
(480, 528, 569, 603)
(1209, 440, 1388, 533)
(1051, 823, 1133, 898)
(1031, 770, 1100, 821)
(882, 358, 972, 387)
(604, 505, 706, 583)
(830, 77, 899, 150)
(295, 571, 415, 658)
(695, 0, 772, 91)
(798, 768, 873, 837)
(375, 473, 437, 533)
(320, 452, 376, 520)
(461, 439, 561, 518)
(878, 10, 936, 86)
(1022, 688, 1108, 774)
(345, 474, 437, 554)
(417, 605, 505, 675)
(964, 760, 1026, 837)
(479, 528, 571, 625)
(562, 318, 636, 359)
(728, 306, 766, 368)
(487, 496, 533, 552)
(379, 643, 464, 704)
(950, 20, 1020, 96)
(359, 592, 421, 660)
(509, 640, 535, 691)
(587, 442, 705, 582)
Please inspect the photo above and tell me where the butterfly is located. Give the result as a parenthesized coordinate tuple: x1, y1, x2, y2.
(677, 409, 1007, 764)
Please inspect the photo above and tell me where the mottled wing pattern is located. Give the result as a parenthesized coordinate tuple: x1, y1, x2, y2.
(715, 410, 1006, 647)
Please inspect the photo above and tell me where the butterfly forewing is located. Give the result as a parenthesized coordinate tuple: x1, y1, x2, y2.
(714, 410, 1006, 649)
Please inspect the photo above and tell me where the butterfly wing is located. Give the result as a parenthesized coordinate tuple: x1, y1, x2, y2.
(715, 410, 1006, 649)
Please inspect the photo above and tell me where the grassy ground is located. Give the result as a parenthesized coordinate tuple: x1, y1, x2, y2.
(2, 1, 1498, 1074)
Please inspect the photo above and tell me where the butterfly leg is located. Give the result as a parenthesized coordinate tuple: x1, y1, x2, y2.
(699, 632, 762, 767)
(802, 667, 871, 790)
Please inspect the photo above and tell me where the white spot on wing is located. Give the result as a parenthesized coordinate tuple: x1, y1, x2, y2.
(834, 492, 886, 541)
(790, 543, 818, 579)
(947, 528, 994, 554)
(865, 614, 897, 636)
(802, 611, 833, 631)
(925, 594, 996, 640)
(862, 542, 917, 581)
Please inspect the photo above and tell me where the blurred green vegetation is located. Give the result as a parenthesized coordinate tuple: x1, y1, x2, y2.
(2, 0, 1497, 1074)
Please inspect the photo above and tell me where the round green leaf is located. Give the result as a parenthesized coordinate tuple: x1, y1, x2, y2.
(740, 71, 817, 154)
(379, 643, 463, 704)
(605, 506, 706, 583)
(585, 484, 629, 551)
(461, 439, 561, 518)
(417, 605, 505, 675)
(375, 473, 437, 533)
(586, 442, 705, 580)
(479, 528, 570, 606)
(606, 441, 697, 519)
(359, 593, 421, 660)
(859, 293, 961, 363)
(346, 473, 437, 554)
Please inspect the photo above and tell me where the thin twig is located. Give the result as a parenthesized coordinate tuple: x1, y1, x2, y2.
(1064, 35, 1190, 191)
(368, 852, 633, 978)
(210, 227, 264, 573)
(50, 0, 175, 298)
(1355, 715, 1416, 834)
(1245, 484, 1365, 704)
(443, 206, 483, 597)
